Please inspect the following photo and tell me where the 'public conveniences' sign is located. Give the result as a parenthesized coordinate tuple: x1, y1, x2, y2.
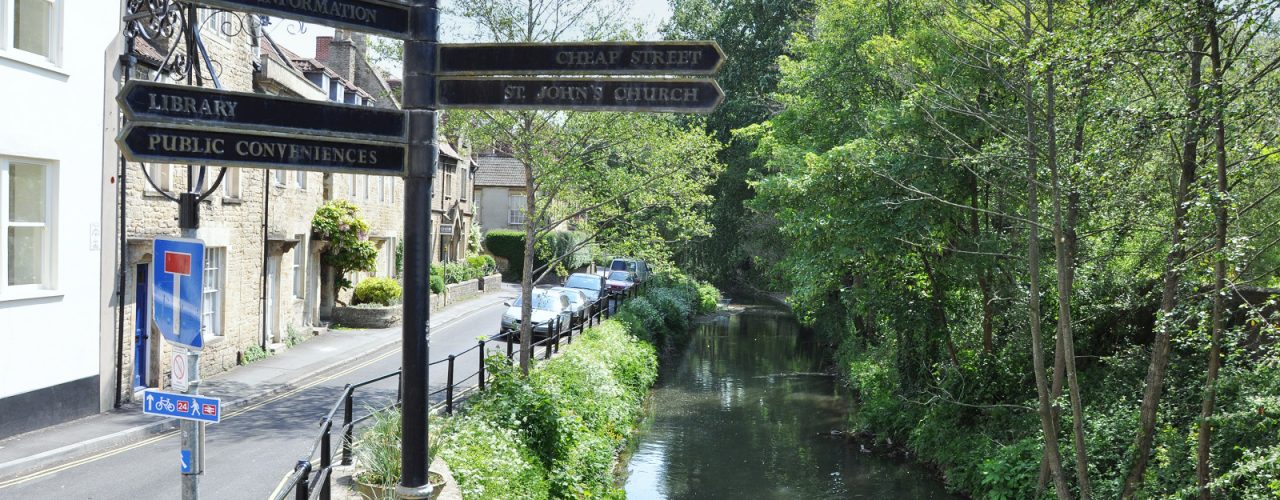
(189, 0, 410, 38)
(437, 42, 726, 76)
(435, 78, 724, 114)
(120, 124, 406, 175)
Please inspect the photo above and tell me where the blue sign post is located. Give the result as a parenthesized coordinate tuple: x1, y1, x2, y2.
(152, 237, 205, 351)
(142, 389, 221, 424)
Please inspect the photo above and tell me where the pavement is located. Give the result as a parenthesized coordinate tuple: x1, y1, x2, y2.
(0, 284, 519, 490)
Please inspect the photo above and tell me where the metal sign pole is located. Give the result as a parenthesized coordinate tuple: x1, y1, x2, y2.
(398, 0, 438, 498)
(179, 225, 201, 499)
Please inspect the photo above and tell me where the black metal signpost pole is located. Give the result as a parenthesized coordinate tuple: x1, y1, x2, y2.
(398, 0, 437, 497)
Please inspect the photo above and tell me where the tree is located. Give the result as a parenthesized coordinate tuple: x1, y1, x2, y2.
(449, 0, 724, 373)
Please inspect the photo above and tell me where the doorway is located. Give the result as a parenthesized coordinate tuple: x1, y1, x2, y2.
(132, 263, 149, 390)
(267, 255, 282, 343)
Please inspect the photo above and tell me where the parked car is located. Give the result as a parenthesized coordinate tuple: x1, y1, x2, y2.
(608, 258, 650, 282)
(605, 270, 637, 294)
(501, 289, 572, 339)
(564, 272, 606, 301)
(550, 287, 589, 316)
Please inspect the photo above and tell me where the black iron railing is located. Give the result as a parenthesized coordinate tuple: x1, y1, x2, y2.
(271, 282, 648, 500)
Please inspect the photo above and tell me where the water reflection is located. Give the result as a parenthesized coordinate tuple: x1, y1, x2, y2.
(623, 304, 956, 499)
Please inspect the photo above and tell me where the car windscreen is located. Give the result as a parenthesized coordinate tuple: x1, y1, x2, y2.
(610, 260, 629, 271)
(566, 275, 601, 289)
(608, 271, 632, 281)
(513, 294, 560, 311)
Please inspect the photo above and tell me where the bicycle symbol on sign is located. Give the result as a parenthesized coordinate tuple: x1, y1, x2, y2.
(158, 398, 176, 412)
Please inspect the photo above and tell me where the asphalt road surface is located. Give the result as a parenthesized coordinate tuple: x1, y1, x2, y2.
(0, 300, 519, 500)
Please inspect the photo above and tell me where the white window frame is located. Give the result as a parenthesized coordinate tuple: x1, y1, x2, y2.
(198, 8, 234, 43)
(349, 174, 357, 197)
(508, 192, 527, 225)
(443, 163, 455, 200)
(221, 167, 241, 199)
(143, 163, 173, 195)
(292, 237, 305, 298)
(0, 157, 56, 297)
(295, 170, 307, 191)
(272, 169, 287, 187)
(1, 0, 64, 68)
(202, 247, 225, 337)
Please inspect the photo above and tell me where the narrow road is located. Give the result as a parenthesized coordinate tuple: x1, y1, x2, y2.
(0, 299, 517, 500)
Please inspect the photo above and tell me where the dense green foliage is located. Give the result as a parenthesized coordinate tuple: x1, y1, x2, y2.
(352, 277, 402, 306)
(484, 230, 527, 279)
(311, 200, 378, 291)
(676, 0, 1280, 497)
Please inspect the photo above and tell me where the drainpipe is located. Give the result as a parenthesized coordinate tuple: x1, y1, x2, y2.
(260, 169, 270, 349)
(113, 41, 136, 408)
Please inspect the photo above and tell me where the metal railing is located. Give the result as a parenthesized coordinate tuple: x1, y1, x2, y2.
(272, 281, 648, 500)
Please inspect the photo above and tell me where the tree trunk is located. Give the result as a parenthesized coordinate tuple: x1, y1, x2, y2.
(518, 114, 536, 375)
(1122, 27, 1206, 500)
(1045, 1, 1092, 495)
(921, 253, 960, 366)
(1024, 2, 1070, 496)
(1197, 7, 1226, 497)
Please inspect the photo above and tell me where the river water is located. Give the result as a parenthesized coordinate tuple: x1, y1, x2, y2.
(622, 303, 957, 499)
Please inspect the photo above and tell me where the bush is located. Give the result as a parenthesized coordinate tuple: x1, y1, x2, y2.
(484, 230, 526, 279)
(312, 200, 378, 291)
(352, 277, 402, 306)
(431, 275, 445, 295)
(696, 283, 720, 313)
(434, 414, 551, 499)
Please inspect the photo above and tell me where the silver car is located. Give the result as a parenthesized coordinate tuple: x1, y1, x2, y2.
(550, 287, 589, 316)
(501, 289, 571, 338)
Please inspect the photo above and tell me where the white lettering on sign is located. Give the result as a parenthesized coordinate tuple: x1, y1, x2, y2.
(614, 86, 701, 104)
(148, 93, 238, 120)
(254, 0, 379, 24)
(630, 50, 704, 67)
(555, 50, 622, 66)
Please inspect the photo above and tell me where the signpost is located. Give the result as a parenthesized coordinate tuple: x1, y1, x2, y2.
(187, 0, 410, 38)
(142, 389, 222, 424)
(124, 1, 724, 498)
(119, 81, 408, 141)
(436, 77, 724, 113)
(120, 124, 407, 176)
(437, 41, 725, 75)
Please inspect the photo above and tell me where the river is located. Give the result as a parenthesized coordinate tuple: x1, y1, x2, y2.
(622, 302, 957, 499)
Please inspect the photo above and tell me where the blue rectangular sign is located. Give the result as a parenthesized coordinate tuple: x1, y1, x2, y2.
(142, 389, 221, 424)
(152, 237, 205, 350)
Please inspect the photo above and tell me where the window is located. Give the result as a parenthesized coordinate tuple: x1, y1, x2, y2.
(199, 9, 234, 41)
(508, 192, 527, 225)
(292, 238, 305, 298)
(143, 163, 172, 194)
(295, 171, 307, 191)
(1, 159, 54, 293)
(201, 247, 225, 337)
(377, 176, 385, 202)
(348, 174, 357, 197)
(221, 167, 241, 199)
(363, 175, 371, 199)
(272, 169, 287, 187)
(4, 0, 60, 64)
(443, 162, 455, 199)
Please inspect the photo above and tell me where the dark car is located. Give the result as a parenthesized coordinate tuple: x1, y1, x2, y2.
(605, 270, 636, 294)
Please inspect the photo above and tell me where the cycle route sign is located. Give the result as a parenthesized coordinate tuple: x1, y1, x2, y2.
(142, 389, 222, 424)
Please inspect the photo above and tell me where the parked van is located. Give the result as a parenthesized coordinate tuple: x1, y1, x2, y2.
(608, 258, 650, 282)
